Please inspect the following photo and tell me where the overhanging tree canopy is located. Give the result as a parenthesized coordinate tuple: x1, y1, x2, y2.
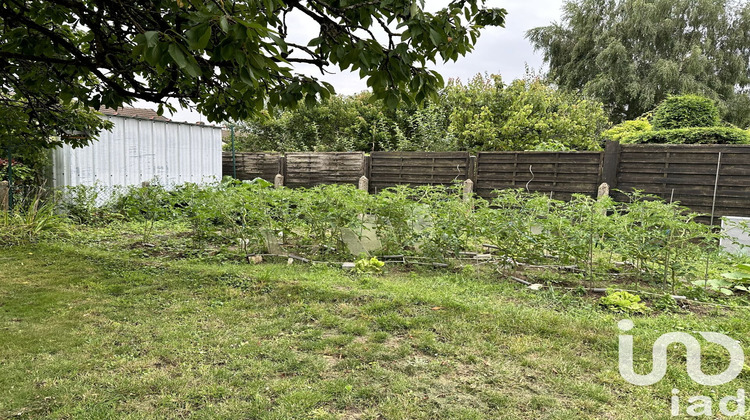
(0, 0, 506, 149)
(527, 0, 750, 126)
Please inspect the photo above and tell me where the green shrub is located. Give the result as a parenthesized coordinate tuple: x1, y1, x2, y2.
(627, 126, 750, 144)
(601, 117, 652, 143)
(651, 95, 720, 130)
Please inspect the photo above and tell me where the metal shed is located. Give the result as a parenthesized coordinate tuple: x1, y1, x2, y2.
(51, 109, 222, 193)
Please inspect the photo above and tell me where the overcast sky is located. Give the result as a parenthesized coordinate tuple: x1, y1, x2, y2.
(138, 0, 566, 123)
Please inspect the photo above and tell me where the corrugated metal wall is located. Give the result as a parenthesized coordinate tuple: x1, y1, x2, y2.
(52, 116, 222, 193)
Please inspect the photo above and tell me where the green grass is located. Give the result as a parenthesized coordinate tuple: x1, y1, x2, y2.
(0, 242, 748, 419)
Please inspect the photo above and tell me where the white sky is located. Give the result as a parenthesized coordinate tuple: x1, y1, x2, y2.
(137, 0, 566, 123)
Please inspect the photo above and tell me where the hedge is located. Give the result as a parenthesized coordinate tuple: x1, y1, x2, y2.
(651, 95, 721, 130)
(628, 126, 750, 145)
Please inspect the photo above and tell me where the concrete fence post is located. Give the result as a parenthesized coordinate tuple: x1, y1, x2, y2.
(597, 182, 610, 215)
(358, 175, 369, 192)
(462, 179, 474, 202)
(597, 182, 610, 199)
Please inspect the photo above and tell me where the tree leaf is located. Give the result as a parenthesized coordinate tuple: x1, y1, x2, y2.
(144, 31, 159, 47)
(197, 25, 212, 50)
(168, 44, 188, 68)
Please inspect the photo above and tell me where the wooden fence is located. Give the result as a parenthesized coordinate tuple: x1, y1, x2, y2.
(222, 152, 279, 182)
(222, 142, 750, 222)
(475, 151, 602, 200)
(284, 152, 364, 187)
(369, 152, 472, 193)
(611, 143, 750, 220)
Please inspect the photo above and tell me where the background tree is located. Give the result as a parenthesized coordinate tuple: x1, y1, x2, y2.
(445, 74, 608, 151)
(234, 92, 407, 152)
(527, 0, 750, 126)
(0, 0, 506, 150)
(234, 73, 608, 152)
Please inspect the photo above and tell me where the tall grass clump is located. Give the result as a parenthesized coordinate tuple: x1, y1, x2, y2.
(1, 194, 67, 246)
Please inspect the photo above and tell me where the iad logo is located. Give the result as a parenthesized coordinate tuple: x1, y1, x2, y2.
(618, 319, 744, 386)
(618, 319, 746, 417)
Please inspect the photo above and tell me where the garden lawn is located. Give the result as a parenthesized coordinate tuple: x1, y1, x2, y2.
(0, 243, 748, 419)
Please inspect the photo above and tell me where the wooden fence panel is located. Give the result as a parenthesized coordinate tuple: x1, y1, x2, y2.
(285, 152, 364, 187)
(476, 151, 603, 199)
(614, 144, 750, 220)
(369, 152, 471, 192)
(222, 152, 280, 182)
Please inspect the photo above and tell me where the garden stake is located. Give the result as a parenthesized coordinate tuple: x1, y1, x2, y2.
(230, 123, 237, 179)
(665, 189, 675, 291)
(588, 200, 594, 289)
(5, 147, 12, 211)
(704, 152, 722, 289)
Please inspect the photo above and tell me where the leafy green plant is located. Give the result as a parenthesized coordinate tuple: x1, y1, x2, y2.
(297, 184, 369, 255)
(612, 190, 716, 292)
(418, 184, 480, 260)
(371, 185, 426, 255)
(692, 278, 738, 296)
(183, 179, 282, 257)
(700, 263, 750, 295)
(477, 189, 555, 266)
(354, 256, 385, 274)
(722, 264, 750, 285)
(59, 184, 117, 225)
(651, 95, 720, 130)
(224, 183, 275, 257)
(653, 294, 682, 313)
(599, 290, 649, 314)
(112, 183, 176, 244)
(0, 157, 34, 185)
(542, 194, 614, 279)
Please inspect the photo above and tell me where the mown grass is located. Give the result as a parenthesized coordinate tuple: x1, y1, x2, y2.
(0, 241, 749, 419)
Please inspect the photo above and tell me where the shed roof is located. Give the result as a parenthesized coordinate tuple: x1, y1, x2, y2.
(99, 107, 171, 122)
